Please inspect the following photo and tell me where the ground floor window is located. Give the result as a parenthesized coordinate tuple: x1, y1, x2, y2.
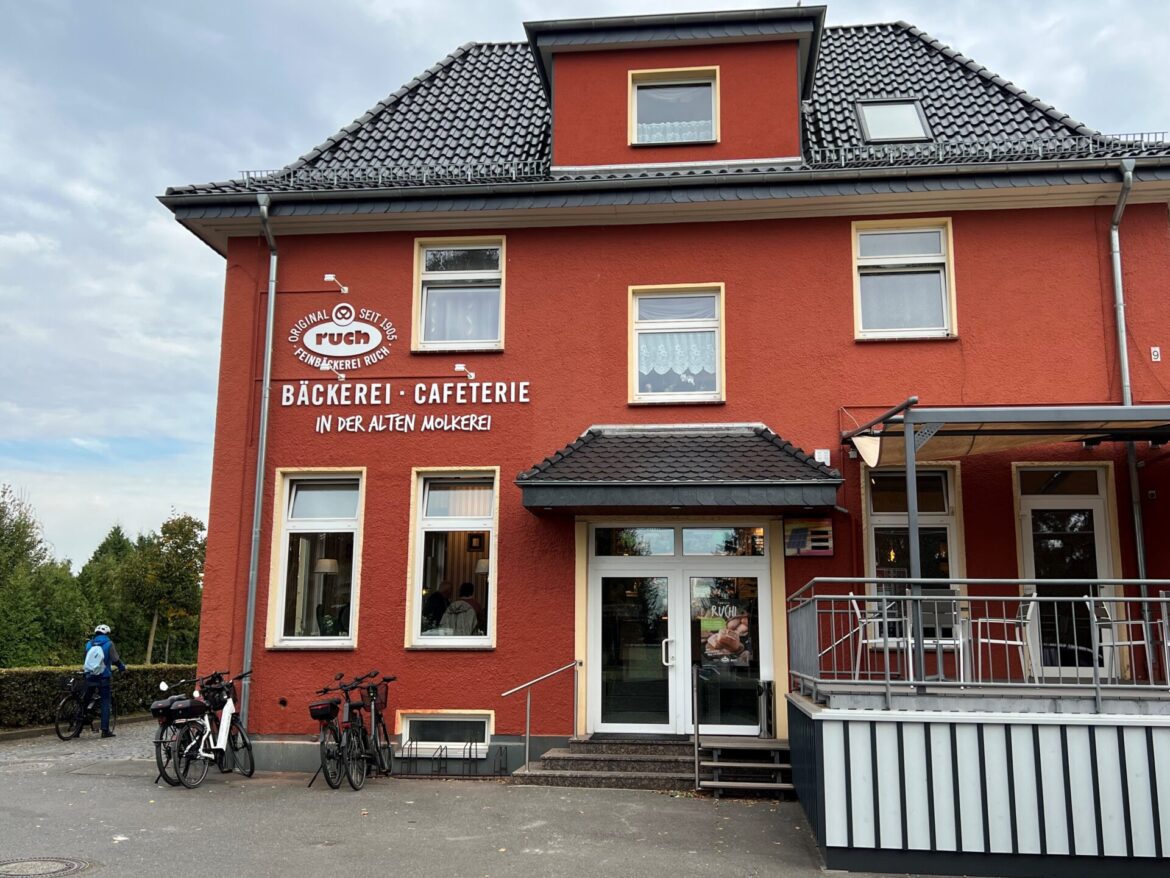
(399, 713, 491, 758)
(412, 472, 496, 646)
(277, 475, 362, 646)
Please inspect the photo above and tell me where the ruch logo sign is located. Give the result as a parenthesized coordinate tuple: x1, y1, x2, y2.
(288, 303, 397, 373)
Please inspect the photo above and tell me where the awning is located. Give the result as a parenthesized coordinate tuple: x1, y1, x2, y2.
(518, 423, 842, 512)
(846, 403, 1170, 468)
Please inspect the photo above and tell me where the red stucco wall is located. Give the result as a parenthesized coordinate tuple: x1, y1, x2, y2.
(198, 203, 1170, 733)
(550, 41, 802, 167)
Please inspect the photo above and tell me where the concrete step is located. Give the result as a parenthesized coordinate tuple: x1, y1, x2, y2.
(567, 737, 697, 757)
(540, 749, 695, 774)
(512, 764, 696, 791)
(700, 736, 790, 752)
(700, 779, 795, 792)
(699, 760, 791, 771)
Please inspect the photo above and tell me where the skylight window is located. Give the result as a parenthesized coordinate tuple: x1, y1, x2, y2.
(857, 100, 931, 143)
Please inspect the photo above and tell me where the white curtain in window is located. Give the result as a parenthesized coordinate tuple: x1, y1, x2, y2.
(637, 120, 714, 143)
(638, 330, 717, 376)
(423, 286, 500, 342)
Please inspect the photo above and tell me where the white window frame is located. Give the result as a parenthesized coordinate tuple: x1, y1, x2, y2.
(268, 471, 364, 650)
(864, 466, 964, 596)
(407, 468, 499, 649)
(629, 283, 725, 404)
(856, 99, 932, 143)
(398, 712, 493, 759)
(413, 237, 505, 352)
(853, 219, 957, 340)
(628, 67, 720, 146)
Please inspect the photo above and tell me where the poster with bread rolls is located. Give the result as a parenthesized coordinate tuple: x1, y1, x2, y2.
(692, 577, 757, 668)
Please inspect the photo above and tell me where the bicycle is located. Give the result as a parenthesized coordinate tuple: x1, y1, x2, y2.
(54, 671, 118, 741)
(151, 676, 202, 785)
(342, 670, 396, 790)
(307, 672, 351, 790)
(170, 670, 254, 789)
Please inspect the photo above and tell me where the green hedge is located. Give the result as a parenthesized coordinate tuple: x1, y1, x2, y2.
(0, 664, 196, 728)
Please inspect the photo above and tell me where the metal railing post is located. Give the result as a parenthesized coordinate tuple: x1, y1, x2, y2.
(572, 662, 579, 740)
(693, 663, 701, 791)
(524, 688, 532, 769)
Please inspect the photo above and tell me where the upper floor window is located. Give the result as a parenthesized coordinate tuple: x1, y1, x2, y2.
(630, 68, 719, 145)
(630, 284, 724, 403)
(276, 475, 362, 647)
(853, 220, 956, 340)
(414, 238, 504, 351)
(856, 100, 931, 143)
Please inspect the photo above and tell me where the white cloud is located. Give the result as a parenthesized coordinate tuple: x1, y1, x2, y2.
(0, 231, 59, 257)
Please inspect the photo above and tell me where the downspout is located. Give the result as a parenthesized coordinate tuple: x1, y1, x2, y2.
(1109, 160, 1151, 636)
(239, 193, 279, 728)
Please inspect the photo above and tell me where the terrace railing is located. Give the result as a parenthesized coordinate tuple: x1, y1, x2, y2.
(788, 577, 1170, 712)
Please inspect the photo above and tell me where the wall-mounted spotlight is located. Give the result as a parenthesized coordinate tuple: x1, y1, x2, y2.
(454, 363, 476, 381)
(323, 273, 349, 295)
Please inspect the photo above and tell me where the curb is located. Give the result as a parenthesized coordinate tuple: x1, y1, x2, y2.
(0, 713, 155, 743)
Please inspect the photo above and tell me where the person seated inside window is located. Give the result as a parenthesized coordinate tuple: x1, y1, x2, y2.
(439, 582, 484, 635)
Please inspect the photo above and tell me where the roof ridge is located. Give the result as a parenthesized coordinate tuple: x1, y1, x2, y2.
(894, 21, 1097, 138)
(282, 41, 485, 173)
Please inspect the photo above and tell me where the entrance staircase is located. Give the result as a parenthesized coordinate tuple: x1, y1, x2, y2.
(511, 735, 793, 796)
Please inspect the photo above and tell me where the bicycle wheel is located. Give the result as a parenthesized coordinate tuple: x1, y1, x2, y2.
(373, 717, 392, 775)
(155, 723, 181, 786)
(320, 722, 343, 789)
(54, 695, 82, 741)
(175, 723, 210, 789)
(228, 718, 255, 777)
(344, 724, 368, 790)
(108, 694, 118, 733)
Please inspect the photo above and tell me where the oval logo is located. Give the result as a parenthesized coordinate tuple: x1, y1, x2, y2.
(302, 303, 384, 357)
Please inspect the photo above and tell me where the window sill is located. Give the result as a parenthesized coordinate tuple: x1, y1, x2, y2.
(629, 398, 725, 406)
(630, 139, 718, 148)
(268, 641, 356, 651)
(855, 333, 958, 343)
(407, 642, 495, 651)
(411, 346, 505, 355)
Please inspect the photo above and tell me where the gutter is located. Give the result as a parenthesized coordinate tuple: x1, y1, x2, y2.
(238, 193, 279, 729)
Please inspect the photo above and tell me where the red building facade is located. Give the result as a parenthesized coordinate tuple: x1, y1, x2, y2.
(165, 7, 1170, 835)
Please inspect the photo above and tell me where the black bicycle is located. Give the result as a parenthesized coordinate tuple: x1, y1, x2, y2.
(342, 670, 396, 790)
(54, 672, 118, 741)
(171, 670, 254, 788)
(151, 676, 204, 785)
(307, 672, 356, 790)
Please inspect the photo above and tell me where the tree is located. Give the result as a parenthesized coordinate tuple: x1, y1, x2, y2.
(0, 487, 51, 667)
(133, 514, 205, 665)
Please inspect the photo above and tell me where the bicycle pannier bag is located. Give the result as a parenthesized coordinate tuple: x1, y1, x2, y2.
(309, 698, 340, 721)
(169, 698, 208, 720)
(83, 644, 106, 675)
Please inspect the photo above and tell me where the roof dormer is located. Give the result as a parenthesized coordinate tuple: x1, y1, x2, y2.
(525, 6, 825, 173)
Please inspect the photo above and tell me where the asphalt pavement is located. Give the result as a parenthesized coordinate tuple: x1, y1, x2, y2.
(0, 722, 933, 878)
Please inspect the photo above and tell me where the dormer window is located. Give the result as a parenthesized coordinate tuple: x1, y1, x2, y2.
(856, 100, 931, 143)
(630, 68, 719, 145)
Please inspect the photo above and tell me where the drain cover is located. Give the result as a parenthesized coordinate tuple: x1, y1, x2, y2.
(0, 859, 89, 876)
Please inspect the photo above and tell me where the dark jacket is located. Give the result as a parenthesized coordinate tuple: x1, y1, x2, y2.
(84, 634, 126, 679)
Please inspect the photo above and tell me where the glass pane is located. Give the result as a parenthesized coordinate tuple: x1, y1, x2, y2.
(422, 285, 501, 342)
(682, 527, 764, 556)
(290, 481, 359, 519)
(601, 577, 670, 725)
(424, 481, 493, 518)
(636, 330, 717, 394)
(859, 102, 927, 141)
(873, 527, 951, 580)
(859, 270, 946, 331)
(407, 719, 486, 744)
(282, 530, 354, 637)
(636, 83, 714, 143)
(637, 294, 717, 322)
(858, 230, 942, 258)
(1019, 469, 1100, 496)
(594, 527, 675, 556)
(691, 577, 760, 727)
(1029, 508, 1101, 668)
(870, 472, 947, 514)
(424, 247, 499, 272)
(419, 530, 490, 637)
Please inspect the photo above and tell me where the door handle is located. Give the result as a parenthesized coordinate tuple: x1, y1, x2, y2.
(661, 638, 675, 667)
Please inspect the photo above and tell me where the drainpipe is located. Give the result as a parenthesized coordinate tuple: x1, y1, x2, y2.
(1109, 160, 1151, 636)
(239, 193, 279, 728)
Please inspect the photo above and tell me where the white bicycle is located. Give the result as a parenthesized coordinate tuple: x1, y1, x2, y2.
(167, 669, 254, 788)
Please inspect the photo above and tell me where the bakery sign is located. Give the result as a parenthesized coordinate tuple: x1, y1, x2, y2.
(288, 303, 397, 373)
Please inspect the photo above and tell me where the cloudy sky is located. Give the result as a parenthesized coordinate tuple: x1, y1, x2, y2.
(2, 0, 1167, 565)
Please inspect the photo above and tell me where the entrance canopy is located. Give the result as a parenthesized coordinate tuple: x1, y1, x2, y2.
(846, 402, 1170, 469)
(518, 423, 842, 512)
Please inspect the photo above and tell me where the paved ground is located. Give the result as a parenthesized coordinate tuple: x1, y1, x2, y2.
(0, 723, 940, 878)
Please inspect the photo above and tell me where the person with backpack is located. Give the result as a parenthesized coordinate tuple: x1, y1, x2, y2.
(83, 624, 126, 738)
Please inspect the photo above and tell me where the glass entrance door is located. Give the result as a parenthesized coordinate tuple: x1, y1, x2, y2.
(689, 576, 761, 734)
(598, 576, 673, 729)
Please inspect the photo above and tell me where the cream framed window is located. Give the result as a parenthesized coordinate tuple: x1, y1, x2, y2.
(629, 67, 719, 146)
(413, 237, 504, 351)
(398, 711, 493, 759)
(629, 284, 725, 404)
(272, 473, 364, 648)
(853, 220, 956, 339)
(409, 469, 498, 648)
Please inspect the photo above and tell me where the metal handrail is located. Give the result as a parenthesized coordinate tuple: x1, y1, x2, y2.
(502, 660, 581, 771)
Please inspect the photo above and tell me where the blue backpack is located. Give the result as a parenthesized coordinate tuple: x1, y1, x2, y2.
(83, 643, 106, 675)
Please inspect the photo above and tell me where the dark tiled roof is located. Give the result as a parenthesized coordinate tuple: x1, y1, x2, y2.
(167, 23, 1165, 197)
(517, 424, 840, 485)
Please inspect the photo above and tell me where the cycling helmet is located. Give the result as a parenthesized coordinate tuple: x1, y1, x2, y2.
(94, 624, 111, 634)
